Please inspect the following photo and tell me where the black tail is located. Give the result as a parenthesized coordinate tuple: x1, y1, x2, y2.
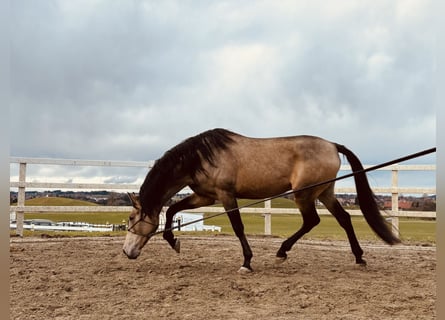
(336, 144, 400, 245)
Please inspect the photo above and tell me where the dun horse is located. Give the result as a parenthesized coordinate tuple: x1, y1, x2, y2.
(123, 128, 399, 272)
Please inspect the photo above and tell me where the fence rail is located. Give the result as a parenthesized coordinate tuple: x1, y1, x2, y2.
(10, 157, 436, 237)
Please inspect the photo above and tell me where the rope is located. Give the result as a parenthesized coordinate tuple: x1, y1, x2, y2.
(155, 147, 436, 236)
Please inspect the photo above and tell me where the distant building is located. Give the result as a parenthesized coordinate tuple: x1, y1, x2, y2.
(158, 211, 221, 232)
(383, 199, 413, 211)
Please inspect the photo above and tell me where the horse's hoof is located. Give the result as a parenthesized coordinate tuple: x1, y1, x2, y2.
(356, 258, 367, 266)
(237, 266, 253, 274)
(275, 256, 287, 264)
(174, 239, 180, 253)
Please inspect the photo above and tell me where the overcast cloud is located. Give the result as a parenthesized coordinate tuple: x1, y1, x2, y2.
(10, 0, 436, 187)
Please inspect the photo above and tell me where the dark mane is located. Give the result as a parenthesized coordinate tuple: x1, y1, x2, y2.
(139, 128, 236, 216)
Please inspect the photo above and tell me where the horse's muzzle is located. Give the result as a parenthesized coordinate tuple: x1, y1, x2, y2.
(123, 248, 140, 260)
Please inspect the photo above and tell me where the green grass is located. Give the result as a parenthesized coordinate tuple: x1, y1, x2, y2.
(14, 197, 128, 224)
(15, 196, 99, 207)
(23, 211, 128, 225)
(203, 213, 435, 243)
(12, 197, 436, 244)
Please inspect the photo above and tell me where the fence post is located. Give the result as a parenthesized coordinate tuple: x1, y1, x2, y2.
(391, 166, 400, 237)
(16, 162, 27, 237)
(264, 199, 271, 235)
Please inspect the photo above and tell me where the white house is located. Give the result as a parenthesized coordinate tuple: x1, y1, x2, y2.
(159, 211, 222, 232)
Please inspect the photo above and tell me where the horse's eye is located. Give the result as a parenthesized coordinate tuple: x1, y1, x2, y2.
(129, 216, 134, 221)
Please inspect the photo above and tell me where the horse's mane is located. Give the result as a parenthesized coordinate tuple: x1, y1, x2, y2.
(139, 128, 236, 216)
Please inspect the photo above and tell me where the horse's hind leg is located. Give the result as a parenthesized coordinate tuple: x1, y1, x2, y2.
(319, 188, 366, 265)
(276, 202, 320, 261)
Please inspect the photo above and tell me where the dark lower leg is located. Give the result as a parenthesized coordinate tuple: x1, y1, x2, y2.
(163, 203, 180, 250)
(238, 234, 253, 270)
(163, 194, 215, 251)
(323, 199, 365, 264)
(277, 204, 320, 259)
(277, 229, 309, 259)
(227, 210, 253, 271)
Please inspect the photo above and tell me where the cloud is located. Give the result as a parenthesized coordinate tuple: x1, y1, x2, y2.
(10, 0, 435, 187)
(103, 176, 138, 184)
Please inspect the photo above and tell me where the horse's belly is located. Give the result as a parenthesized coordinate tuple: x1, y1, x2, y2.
(234, 178, 292, 199)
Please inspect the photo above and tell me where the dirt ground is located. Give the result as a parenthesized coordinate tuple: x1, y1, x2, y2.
(10, 235, 436, 320)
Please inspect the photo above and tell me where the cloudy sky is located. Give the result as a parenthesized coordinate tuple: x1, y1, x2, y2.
(10, 0, 436, 189)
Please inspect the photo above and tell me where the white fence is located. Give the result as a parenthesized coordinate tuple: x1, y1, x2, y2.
(9, 221, 114, 232)
(10, 157, 436, 237)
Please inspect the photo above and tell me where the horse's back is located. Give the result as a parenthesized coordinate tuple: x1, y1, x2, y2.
(231, 134, 339, 169)
(211, 134, 341, 199)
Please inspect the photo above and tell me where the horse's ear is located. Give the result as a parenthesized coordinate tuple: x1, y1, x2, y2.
(127, 192, 141, 210)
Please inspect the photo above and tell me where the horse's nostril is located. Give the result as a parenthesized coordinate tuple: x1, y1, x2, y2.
(123, 248, 138, 259)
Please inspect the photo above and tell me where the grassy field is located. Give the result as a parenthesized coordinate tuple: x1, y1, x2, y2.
(12, 197, 436, 243)
(202, 213, 436, 243)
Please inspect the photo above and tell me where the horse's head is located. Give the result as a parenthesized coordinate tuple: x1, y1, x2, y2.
(122, 193, 159, 259)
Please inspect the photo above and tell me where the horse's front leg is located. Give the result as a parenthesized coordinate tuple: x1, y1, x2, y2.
(163, 205, 181, 253)
(227, 209, 253, 273)
(163, 193, 215, 253)
(221, 196, 253, 273)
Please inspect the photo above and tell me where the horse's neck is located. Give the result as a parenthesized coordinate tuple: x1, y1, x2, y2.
(150, 177, 190, 211)
(161, 182, 188, 205)
(142, 161, 193, 213)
